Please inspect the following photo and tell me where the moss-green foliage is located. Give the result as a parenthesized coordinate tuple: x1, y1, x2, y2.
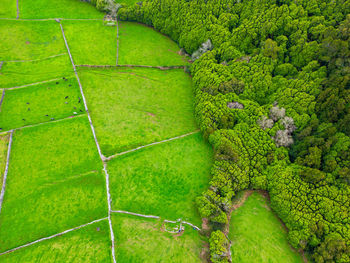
(0, 78, 85, 131)
(78, 67, 197, 155)
(19, 0, 104, 19)
(62, 20, 117, 65)
(112, 214, 204, 262)
(119, 0, 350, 261)
(0, 220, 112, 262)
(0, 117, 106, 252)
(0, 0, 16, 18)
(229, 192, 303, 263)
(0, 20, 66, 61)
(118, 22, 189, 66)
(0, 55, 73, 88)
(108, 133, 212, 226)
(209, 230, 229, 263)
(0, 133, 9, 191)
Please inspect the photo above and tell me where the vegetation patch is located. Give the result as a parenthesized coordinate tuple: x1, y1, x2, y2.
(0, 117, 105, 251)
(229, 192, 303, 263)
(108, 133, 212, 226)
(19, 0, 104, 19)
(118, 22, 189, 66)
(0, 133, 10, 191)
(0, 220, 112, 262)
(0, 77, 85, 131)
(62, 20, 117, 65)
(0, 0, 17, 18)
(0, 21, 66, 61)
(112, 213, 205, 263)
(78, 67, 197, 156)
(0, 55, 73, 89)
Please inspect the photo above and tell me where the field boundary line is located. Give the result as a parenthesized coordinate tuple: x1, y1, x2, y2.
(0, 18, 103, 21)
(0, 114, 86, 135)
(4, 53, 67, 63)
(16, 0, 19, 19)
(60, 22, 116, 263)
(0, 89, 5, 112)
(0, 130, 13, 215)
(6, 78, 72, 91)
(76, 64, 186, 70)
(0, 217, 108, 256)
(105, 130, 199, 161)
(111, 210, 201, 230)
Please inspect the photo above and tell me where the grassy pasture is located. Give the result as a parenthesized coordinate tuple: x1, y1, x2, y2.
(19, 0, 103, 19)
(62, 21, 117, 65)
(0, 220, 112, 262)
(229, 192, 303, 263)
(112, 214, 205, 263)
(118, 22, 189, 66)
(108, 133, 213, 226)
(0, 117, 106, 251)
(78, 67, 197, 156)
(0, 78, 85, 131)
(0, 54, 73, 88)
(0, 133, 9, 191)
(0, 0, 17, 18)
(0, 20, 66, 61)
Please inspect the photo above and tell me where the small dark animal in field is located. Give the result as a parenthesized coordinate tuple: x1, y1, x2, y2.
(22, 119, 25, 121)
(0, 128, 2, 131)
(65, 96, 69, 99)
(69, 84, 72, 87)
(45, 114, 49, 117)
(28, 108, 30, 111)
(56, 82, 59, 85)
(80, 109, 83, 112)
(26, 102, 30, 104)
(74, 107, 76, 109)
(78, 97, 81, 103)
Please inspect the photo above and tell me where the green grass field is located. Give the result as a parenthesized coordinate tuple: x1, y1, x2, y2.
(0, 220, 112, 262)
(112, 214, 205, 262)
(0, 0, 16, 18)
(0, 133, 10, 191)
(0, 78, 85, 131)
(19, 0, 104, 19)
(118, 22, 189, 66)
(229, 192, 303, 263)
(62, 21, 117, 65)
(108, 133, 213, 226)
(0, 117, 106, 251)
(0, 54, 73, 88)
(0, 20, 66, 61)
(78, 67, 197, 156)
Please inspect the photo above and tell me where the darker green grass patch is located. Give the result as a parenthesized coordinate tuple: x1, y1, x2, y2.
(19, 0, 103, 19)
(229, 192, 303, 263)
(0, 20, 66, 61)
(0, 77, 85, 131)
(0, 54, 73, 88)
(112, 214, 205, 263)
(118, 22, 189, 66)
(108, 133, 213, 226)
(62, 20, 117, 65)
(78, 67, 197, 156)
(0, 117, 106, 252)
(0, 219, 112, 262)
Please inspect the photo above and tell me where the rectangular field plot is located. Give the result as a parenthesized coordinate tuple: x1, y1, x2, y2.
(78, 67, 197, 156)
(62, 21, 117, 65)
(112, 214, 205, 263)
(118, 22, 189, 66)
(0, 133, 10, 190)
(229, 192, 303, 263)
(0, 117, 106, 252)
(0, 220, 112, 262)
(0, 78, 85, 131)
(19, 0, 104, 19)
(0, 54, 73, 88)
(0, 0, 17, 18)
(108, 133, 213, 226)
(0, 20, 66, 61)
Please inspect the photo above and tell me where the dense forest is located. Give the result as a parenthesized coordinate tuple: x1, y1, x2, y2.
(92, 0, 349, 262)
